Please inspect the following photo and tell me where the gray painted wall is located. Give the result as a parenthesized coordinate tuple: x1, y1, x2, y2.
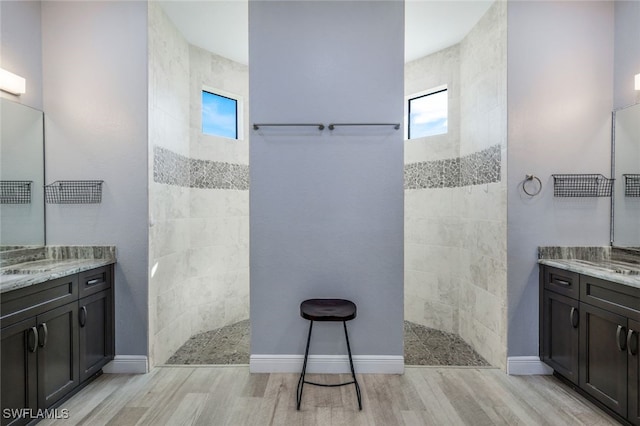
(41, 1, 149, 356)
(614, 0, 640, 109)
(249, 1, 404, 356)
(507, 1, 614, 357)
(0, 0, 43, 110)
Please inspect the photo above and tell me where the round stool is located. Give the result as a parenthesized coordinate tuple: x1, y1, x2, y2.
(296, 298, 362, 410)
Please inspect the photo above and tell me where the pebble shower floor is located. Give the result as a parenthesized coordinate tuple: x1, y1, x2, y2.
(166, 320, 489, 367)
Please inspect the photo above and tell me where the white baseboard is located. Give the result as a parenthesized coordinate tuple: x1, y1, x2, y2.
(507, 356, 553, 375)
(102, 355, 149, 374)
(250, 354, 404, 374)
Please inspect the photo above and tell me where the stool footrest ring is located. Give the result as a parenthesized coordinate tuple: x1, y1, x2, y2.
(303, 380, 356, 388)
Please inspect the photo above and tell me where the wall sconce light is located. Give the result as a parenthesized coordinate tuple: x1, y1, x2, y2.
(636, 73, 640, 91)
(0, 68, 26, 95)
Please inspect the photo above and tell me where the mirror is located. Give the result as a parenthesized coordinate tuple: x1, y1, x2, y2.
(0, 98, 45, 248)
(612, 102, 640, 248)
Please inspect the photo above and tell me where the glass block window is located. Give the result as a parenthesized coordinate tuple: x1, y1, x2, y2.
(408, 88, 448, 139)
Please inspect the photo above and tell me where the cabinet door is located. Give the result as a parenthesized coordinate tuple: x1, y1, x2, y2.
(629, 319, 640, 426)
(541, 291, 580, 384)
(1, 318, 38, 426)
(36, 302, 79, 409)
(579, 302, 628, 417)
(79, 290, 113, 382)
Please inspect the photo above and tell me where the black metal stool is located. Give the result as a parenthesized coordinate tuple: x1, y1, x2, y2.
(296, 298, 362, 411)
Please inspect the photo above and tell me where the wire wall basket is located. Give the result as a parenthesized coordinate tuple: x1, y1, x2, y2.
(45, 180, 103, 204)
(624, 174, 640, 197)
(551, 174, 613, 197)
(0, 181, 32, 204)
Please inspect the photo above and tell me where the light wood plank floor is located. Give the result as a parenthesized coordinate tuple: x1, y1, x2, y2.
(39, 366, 617, 426)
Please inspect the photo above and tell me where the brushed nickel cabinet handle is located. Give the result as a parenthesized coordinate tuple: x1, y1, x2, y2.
(569, 307, 579, 328)
(628, 329, 638, 356)
(86, 278, 101, 285)
(38, 323, 48, 348)
(79, 306, 87, 327)
(554, 279, 571, 286)
(616, 325, 627, 352)
(28, 327, 38, 353)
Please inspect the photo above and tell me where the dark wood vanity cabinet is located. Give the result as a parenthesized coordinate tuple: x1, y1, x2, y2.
(35, 301, 80, 411)
(77, 266, 114, 382)
(0, 265, 114, 426)
(541, 289, 580, 383)
(579, 302, 628, 416)
(0, 318, 38, 426)
(540, 265, 640, 425)
(78, 289, 113, 382)
(629, 319, 640, 425)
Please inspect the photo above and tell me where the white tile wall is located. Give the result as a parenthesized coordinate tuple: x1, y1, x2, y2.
(149, 0, 505, 368)
(458, 1, 507, 370)
(404, 1, 507, 369)
(148, 3, 250, 367)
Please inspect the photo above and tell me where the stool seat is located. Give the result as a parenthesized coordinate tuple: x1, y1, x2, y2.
(300, 299, 356, 322)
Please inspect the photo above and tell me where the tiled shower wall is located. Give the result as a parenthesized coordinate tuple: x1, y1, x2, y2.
(148, 3, 249, 367)
(148, 2, 190, 368)
(187, 42, 249, 339)
(149, 0, 505, 368)
(404, 1, 507, 369)
(405, 43, 461, 334)
(458, 0, 507, 370)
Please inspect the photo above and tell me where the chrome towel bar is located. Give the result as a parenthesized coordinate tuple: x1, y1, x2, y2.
(252, 123, 400, 131)
(328, 123, 400, 130)
(253, 123, 324, 130)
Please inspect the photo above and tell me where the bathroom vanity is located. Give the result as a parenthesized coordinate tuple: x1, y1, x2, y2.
(539, 256, 640, 425)
(0, 248, 115, 426)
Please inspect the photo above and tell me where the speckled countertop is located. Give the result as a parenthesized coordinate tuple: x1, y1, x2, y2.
(538, 258, 640, 289)
(0, 246, 116, 293)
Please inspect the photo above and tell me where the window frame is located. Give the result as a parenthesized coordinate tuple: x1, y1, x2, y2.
(201, 86, 244, 141)
(405, 85, 448, 140)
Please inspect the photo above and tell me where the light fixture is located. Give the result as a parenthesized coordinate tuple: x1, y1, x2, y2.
(0, 68, 26, 95)
(636, 73, 640, 91)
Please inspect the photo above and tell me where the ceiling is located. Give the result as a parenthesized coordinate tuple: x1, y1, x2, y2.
(159, 0, 494, 65)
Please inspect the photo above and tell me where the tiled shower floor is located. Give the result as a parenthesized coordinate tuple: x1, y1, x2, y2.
(166, 319, 489, 367)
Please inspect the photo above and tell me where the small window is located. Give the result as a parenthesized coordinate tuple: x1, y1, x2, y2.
(202, 90, 238, 139)
(408, 88, 448, 139)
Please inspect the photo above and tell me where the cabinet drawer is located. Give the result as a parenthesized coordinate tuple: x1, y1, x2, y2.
(580, 275, 640, 321)
(543, 266, 580, 299)
(78, 265, 112, 298)
(1, 275, 78, 328)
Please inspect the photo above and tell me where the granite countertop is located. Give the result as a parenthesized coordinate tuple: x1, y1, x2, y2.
(538, 258, 640, 289)
(0, 246, 116, 294)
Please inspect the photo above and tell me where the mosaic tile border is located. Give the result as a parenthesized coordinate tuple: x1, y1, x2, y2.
(404, 144, 501, 190)
(153, 146, 249, 190)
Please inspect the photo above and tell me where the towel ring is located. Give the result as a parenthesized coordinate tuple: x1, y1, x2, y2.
(523, 174, 542, 196)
